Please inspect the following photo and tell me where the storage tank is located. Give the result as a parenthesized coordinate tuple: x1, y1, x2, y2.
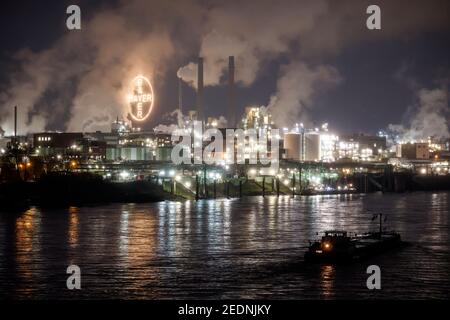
(304, 133, 320, 161)
(283, 133, 301, 160)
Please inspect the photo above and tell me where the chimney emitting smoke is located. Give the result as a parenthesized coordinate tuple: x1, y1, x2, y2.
(228, 56, 236, 128)
(197, 57, 204, 122)
(178, 77, 183, 114)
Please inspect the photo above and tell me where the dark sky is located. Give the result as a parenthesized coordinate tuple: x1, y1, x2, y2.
(0, 0, 448, 135)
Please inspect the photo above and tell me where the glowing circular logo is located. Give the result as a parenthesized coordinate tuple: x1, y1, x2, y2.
(128, 75, 154, 121)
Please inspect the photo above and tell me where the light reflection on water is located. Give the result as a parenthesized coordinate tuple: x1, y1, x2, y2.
(0, 192, 449, 299)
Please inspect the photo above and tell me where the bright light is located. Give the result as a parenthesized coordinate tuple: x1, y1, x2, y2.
(175, 175, 181, 182)
(159, 170, 166, 176)
(311, 176, 321, 184)
(185, 182, 192, 188)
(128, 75, 154, 122)
(120, 171, 130, 179)
(169, 170, 175, 176)
(249, 168, 256, 175)
(420, 168, 427, 175)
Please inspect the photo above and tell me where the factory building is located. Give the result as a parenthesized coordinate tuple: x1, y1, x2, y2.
(283, 130, 386, 162)
(282, 131, 337, 162)
(105, 131, 173, 161)
(242, 106, 273, 131)
(396, 143, 429, 160)
(33, 132, 84, 157)
(106, 146, 153, 161)
(111, 117, 132, 135)
(339, 134, 386, 157)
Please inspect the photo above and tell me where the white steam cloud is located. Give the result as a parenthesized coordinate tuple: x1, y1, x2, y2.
(388, 87, 449, 142)
(267, 62, 342, 127)
(0, 0, 448, 134)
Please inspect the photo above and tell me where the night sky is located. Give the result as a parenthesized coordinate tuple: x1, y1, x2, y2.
(0, 0, 448, 135)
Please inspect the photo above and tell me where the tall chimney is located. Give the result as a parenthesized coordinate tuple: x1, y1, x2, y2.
(196, 57, 204, 122)
(228, 56, 236, 128)
(178, 77, 183, 113)
(14, 106, 17, 137)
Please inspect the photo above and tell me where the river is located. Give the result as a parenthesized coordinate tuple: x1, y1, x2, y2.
(0, 191, 449, 299)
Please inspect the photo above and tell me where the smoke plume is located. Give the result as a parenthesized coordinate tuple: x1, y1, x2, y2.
(267, 62, 342, 127)
(0, 0, 448, 133)
(388, 87, 449, 142)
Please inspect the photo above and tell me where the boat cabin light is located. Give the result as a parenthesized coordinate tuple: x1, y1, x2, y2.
(322, 242, 332, 251)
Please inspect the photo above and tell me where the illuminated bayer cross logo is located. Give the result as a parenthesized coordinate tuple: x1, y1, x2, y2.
(128, 75, 154, 121)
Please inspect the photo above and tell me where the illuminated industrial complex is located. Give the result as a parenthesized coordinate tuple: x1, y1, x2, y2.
(1, 56, 449, 198)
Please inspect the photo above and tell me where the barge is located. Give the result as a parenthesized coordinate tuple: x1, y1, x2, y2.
(305, 214, 402, 262)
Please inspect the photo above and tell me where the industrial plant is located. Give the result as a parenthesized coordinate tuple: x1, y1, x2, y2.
(1, 55, 449, 203)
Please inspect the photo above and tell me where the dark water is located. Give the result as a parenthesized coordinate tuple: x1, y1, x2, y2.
(0, 192, 449, 299)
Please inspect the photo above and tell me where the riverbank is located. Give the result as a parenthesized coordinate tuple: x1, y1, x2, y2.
(0, 172, 181, 212)
(1, 172, 449, 212)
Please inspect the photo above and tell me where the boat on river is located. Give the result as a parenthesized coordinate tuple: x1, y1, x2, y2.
(305, 214, 402, 262)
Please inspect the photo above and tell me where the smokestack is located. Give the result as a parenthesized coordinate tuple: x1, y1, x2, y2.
(228, 56, 235, 128)
(197, 57, 204, 122)
(178, 77, 183, 113)
(14, 106, 17, 137)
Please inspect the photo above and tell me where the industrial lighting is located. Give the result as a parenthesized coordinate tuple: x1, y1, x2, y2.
(120, 171, 130, 179)
(420, 168, 427, 175)
(159, 170, 166, 176)
(128, 75, 154, 122)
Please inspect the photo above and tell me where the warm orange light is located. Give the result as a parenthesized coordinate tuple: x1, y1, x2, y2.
(323, 242, 332, 250)
(70, 160, 77, 168)
(128, 75, 154, 122)
(26, 162, 32, 168)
